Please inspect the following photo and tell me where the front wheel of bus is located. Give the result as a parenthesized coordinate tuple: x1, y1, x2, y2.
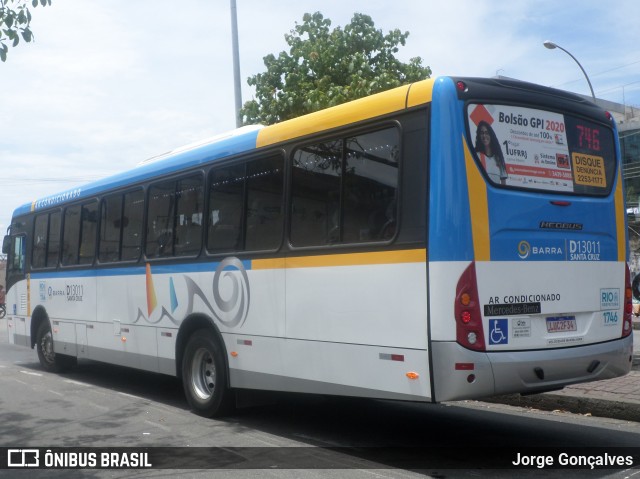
(35, 321, 76, 373)
(182, 329, 234, 417)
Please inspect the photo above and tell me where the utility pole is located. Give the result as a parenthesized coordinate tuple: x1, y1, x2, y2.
(230, 0, 242, 127)
(543, 41, 595, 101)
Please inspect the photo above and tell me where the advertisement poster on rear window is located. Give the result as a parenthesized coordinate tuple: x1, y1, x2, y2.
(467, 103, 609, 193)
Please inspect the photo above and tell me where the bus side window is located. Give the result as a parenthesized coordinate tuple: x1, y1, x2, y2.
(79, 202, 98, 265)
(47, 211, 61, 267)
(99, 194, 123, 262)
(146, 181, 176, 257)
(17, 236, 26, 273)
(32, 214, 48, 269)
(207, 164, 244, 253)
(122, 190, 143, 261)
(290, 127, 399, 246)
(245, 156, 284, 251)
(9, 235, 25, 274)
(343, 129, 399, 242)
(291, 140, 342, 246)
(99, 190, 143, 262)
(62, 205, 81, 266)
(174, 175, 204, 256)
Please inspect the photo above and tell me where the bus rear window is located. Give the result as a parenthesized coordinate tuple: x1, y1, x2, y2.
(467, 103, 616, 196)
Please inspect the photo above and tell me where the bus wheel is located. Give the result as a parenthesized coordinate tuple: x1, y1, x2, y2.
(35, 321, 76, 373)
(182, 329, 234, 417)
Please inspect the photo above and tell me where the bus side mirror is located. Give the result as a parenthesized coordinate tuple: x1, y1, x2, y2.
(2, 236, 9, 255)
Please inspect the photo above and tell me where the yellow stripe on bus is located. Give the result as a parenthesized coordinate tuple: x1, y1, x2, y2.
(462, 138, 491, 261)
(406, 79, 435, 108)
(251, 249, 426, 270)
(614, 167, 626, 262)
(256, 79, 435, 149)
(250, 258, 286, 270)
(256, 86, 410, 148)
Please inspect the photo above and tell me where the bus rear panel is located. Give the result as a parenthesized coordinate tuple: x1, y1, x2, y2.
(429, 77, 633, 402)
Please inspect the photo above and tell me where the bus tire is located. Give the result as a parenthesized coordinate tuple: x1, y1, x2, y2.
(181, 328, 234, 417)
(35, 321, 76, 373)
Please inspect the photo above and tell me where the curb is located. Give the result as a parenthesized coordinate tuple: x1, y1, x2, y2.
(487, 392, 640, 423)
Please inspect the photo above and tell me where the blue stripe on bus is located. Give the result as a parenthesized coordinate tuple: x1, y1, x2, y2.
(29, 259, 253, 279)
(426, 78, 621, 264)
(487, 189, 619, 261)
(428, 77, 475, 261)
(12, 128, 262, 217)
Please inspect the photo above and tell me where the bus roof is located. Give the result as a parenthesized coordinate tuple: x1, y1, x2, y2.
(11, 78, 435, 219)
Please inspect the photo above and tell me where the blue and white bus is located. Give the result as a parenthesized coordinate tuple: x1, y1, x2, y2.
(3, 77, 633, 417)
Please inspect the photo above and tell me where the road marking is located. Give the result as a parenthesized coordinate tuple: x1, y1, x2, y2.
(624, 467, 640, 478)
(20, 370, 42, 377)
(144, 419, 171, 432)
(63, 379, 91, 387)
(118, 392, 144, 400)
(87, 402, 110, 411)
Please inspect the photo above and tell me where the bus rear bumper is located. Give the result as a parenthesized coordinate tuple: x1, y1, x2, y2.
(431, 335, 634, 402)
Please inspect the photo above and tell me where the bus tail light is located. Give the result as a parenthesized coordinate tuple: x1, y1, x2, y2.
(623, 265, 633, 338)
(455, 262, 486, 351)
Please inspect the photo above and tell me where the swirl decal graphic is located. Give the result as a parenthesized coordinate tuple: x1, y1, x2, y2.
(134, 257, 251, 329)
(184, 257, 251, 328)
(517, 240, 531, 259)
(214, 257, 251, 327)
(135, 306, 181, 325)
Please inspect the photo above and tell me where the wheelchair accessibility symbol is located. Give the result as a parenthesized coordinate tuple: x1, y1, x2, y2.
(489, 319, 509, 345)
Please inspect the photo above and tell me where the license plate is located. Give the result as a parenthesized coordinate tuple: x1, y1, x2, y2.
(546, 316, 577, 333)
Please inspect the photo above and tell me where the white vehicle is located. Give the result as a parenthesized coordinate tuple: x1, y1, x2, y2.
(3, 77, 633, 417)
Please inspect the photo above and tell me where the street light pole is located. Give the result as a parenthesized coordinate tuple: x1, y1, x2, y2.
(230, 0, 242, 127)
(543, 40, 595, 101)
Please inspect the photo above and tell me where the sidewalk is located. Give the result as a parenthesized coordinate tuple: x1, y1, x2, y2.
(490, 322, 640, 422)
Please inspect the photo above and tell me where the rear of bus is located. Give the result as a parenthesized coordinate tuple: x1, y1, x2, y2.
(428, 77, 634, 402)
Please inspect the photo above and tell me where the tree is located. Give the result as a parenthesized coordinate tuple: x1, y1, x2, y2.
(241, 12, 431, 125)
(0, 0, 51, 62)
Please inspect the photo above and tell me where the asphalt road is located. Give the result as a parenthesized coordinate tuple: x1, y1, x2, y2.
(0, 319, 638, 478)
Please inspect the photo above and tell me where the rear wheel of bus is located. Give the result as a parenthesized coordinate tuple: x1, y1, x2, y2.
(35, 321, 76, 373)
(182, 328, 234, 417)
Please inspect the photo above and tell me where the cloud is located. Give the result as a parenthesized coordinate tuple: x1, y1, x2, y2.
(1, 0, 640, 233)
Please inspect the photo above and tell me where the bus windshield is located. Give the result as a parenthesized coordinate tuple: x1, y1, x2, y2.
(467, 103, 616, 196)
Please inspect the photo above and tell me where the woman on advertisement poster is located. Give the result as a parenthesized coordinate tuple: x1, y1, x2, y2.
(475, 121, 508, 185)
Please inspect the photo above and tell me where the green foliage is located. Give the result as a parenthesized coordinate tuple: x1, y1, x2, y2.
(0, 0, 51, 62)
(241, 12, 431, 125)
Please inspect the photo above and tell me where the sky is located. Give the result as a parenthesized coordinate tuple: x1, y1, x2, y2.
(2, 0, 640, 233)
